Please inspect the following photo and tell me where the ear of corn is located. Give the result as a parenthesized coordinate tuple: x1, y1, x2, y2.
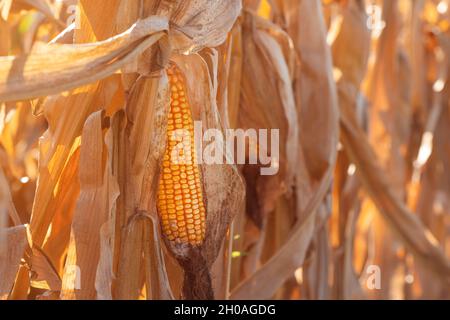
(3, 0, 450, 301)
(156, 64, 206, 246)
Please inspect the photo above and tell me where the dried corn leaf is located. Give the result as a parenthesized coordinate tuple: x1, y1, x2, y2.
(234, 9, 299, 283)
(231, 166, 334, 299)
(230, 0, 339, 299)
(340, 98, 450, 286)
(0, 224, 28, 299)
(274, 0, 340, 182)
(0, 16, 169, 102)
(330, 0, 370, 300)
(60, 110, 119, 299)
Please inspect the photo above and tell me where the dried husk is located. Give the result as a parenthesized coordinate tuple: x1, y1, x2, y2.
(230, 8, 299, 281)
(159, 53, 245, 299)
(231, 0, 339, 300)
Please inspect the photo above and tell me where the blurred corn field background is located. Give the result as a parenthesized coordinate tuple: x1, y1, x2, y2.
(0, 0, 449, 300)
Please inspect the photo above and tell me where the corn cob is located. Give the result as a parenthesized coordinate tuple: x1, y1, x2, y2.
(157, 64, 206, 245)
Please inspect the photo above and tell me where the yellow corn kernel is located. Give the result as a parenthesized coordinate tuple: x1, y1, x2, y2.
(156, 64, 206, 246)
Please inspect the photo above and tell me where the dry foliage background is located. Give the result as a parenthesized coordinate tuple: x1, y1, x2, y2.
(0, 0, 449, 300)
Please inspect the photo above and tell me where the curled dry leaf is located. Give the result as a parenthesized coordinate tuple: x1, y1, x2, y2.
(0, 16, 169, 102)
